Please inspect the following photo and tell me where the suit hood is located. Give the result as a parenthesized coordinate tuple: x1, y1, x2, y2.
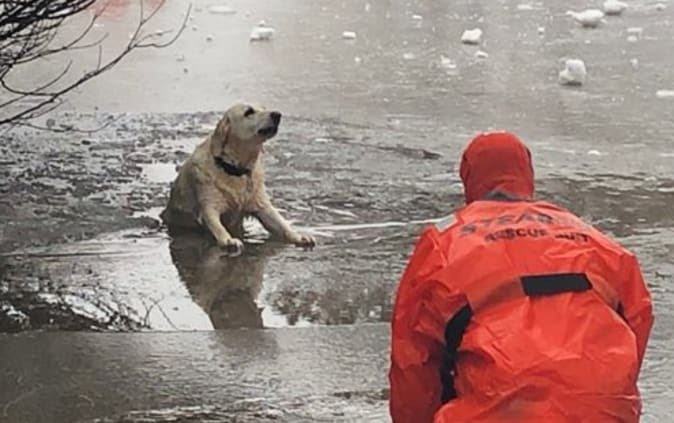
(459, 132, 534, 204)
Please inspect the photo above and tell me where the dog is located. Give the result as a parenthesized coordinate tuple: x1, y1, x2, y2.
(160, 104, 315, 254)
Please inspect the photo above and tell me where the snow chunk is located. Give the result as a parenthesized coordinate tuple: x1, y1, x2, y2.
(440, 55, 457, 69)
(627, 27, 643, 37)
(517, 4, 534, 11)
(208, 5, 236, 15)
(558, 59, 587, 86)
(566, 9, 605, 28)
(461, 28, 483, 44)
(626, 27, 642, 42)
(412, 14, 423, 20)
(342, 31, 357, 40)
(250, 21, 275, 41)
(656, 90, 674, 98)
(475, 50, 489, 59)
(538, 26, 546, 34)
(603, 0, 628, 15)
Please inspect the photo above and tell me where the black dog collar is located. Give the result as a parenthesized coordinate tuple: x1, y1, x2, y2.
(214, 157, 251, 177)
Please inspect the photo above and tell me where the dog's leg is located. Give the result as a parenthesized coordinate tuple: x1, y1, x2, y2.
(201, 207, 244, 254)
(255, 203, 315, 248)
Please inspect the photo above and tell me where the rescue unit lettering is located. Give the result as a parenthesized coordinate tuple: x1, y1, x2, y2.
(484, 229, 592, 243)
(460, 211, 590, 237)
(554, 232, 590, 242)
(484, 227, 548, 242)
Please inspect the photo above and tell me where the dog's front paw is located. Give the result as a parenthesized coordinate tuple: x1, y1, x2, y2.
(218, 237, 244, 255)
(288, 232, 316, 249)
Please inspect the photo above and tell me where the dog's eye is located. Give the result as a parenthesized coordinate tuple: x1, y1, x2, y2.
(243, 107, 255, 117)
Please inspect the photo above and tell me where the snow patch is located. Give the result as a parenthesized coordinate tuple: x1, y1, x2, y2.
(603, 0, 628, 15)
(208, 5, 236, 15)
(656, 90, 674, 99)
(250, 21, 275, 41)
(440, 55, 457, 69)
(566, 9, 605, 28)
(559, 59, 587, 86)
(461, 28, 483, 44)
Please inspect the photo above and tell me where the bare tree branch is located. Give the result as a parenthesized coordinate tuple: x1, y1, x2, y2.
(0, 0, 192, 129)
(12, 3, 108, 64)
(0, 60, 72, 101)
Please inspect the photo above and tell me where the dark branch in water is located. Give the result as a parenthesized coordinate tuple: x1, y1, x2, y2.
(12, 114, 119, 133)
(0, 0, 192, 129)
(141, 296, 178, 330)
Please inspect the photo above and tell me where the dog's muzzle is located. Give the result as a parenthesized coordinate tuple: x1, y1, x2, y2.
(257, 126, 278, 137)
(257, 111, 281, 137)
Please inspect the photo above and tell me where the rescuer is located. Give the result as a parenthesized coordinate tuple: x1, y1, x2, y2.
(389, 131, 653, 422)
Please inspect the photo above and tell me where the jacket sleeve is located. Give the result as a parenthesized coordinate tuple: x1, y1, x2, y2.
(389, 227, 466, 423)
(618, 252, 654, 368)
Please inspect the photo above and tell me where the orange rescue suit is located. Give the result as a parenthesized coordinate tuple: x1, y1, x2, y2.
(389, 133, 653, 422)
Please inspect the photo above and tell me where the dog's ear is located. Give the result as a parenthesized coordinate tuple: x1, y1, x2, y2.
(210, 115, 230, 155)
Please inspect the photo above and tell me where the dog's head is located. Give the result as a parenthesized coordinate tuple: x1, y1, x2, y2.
(210, 103, 282, 164)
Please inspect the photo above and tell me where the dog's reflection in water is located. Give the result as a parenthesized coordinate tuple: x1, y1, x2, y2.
(168, 233, 282, 329)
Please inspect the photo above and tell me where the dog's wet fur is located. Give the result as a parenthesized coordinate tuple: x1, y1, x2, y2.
(160, 104, 315, 254)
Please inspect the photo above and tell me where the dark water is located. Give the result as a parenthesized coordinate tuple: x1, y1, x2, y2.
(1, 0, 673, 421)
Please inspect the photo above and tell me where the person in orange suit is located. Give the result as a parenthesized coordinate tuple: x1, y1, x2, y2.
(389, 132, 653, 422)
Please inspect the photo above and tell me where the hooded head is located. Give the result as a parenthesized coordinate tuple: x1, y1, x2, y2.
(459, 131, 534, 204)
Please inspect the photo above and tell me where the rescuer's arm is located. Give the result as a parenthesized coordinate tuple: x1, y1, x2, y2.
(389, 227, 465, 423)
(618, 252, 654, 368)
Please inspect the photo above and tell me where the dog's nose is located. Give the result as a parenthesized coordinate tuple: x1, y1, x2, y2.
(270, 111, 282, 125)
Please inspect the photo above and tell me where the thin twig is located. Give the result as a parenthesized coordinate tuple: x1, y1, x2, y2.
(0, 60, 72, 101)
(14, 115, 119, 134)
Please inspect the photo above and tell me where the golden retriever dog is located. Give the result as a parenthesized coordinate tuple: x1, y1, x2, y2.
(160, 104, 315, 254)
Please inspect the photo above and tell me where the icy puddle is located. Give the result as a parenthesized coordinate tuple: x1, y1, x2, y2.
(141, 162, 178, 184)
(0, 217, 429, 331)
